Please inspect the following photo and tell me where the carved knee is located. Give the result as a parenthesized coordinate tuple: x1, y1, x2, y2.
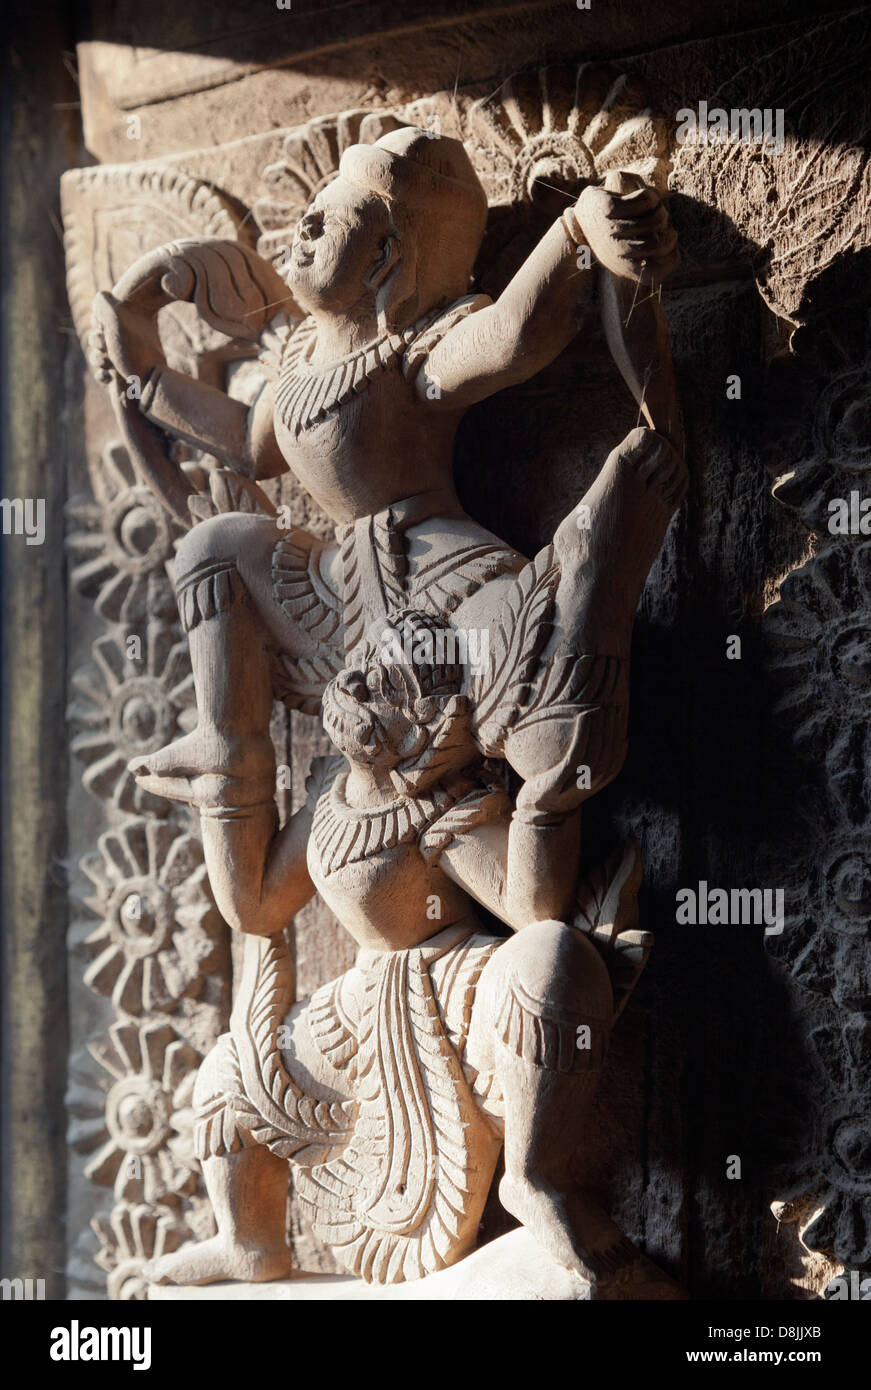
(174, 513, 274, 632)
(508, 698, 629, 825)
(174, 512, 262, 578)
(483, 921, 613, 1074)
(192, 1033, 257, 1161)
(501, 920, 612, 1008)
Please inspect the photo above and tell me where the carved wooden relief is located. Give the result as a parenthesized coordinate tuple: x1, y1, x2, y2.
(2, 1, 864, 1309)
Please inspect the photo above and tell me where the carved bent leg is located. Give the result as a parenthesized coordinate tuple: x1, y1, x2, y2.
(129, 513, 303, 799)
(501, 427, 687, 837)
(145, 1036, 294, 1286)
(471, 920, 639, 1289)
(550, 425, 688, 649)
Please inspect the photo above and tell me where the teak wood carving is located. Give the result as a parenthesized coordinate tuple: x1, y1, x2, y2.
(86, 119, 687, 1299)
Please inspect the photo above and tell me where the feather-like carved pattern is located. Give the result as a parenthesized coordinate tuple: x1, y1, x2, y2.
(294, 935, 501, 1283)
(514, 651, 626, 730)
(572, 837, 652, 1020)
(409, 543, 525, 617)
(187, 468, 279, 526)
(372, 510, 408, 615)
(308, 977, 361, 1081)
(272, 304, 447, 437)
(470, 544, 559, 755)
(271, 648, 345, 716)
(229, 934, 355, 1156)
(271, 530, 342, 641)
(337, 524, 365, 655)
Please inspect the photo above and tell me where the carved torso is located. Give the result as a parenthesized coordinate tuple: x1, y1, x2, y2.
(271, 298, 487, 524)
(305, 756, 492, 951)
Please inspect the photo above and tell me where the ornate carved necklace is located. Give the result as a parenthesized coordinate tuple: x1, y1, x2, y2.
(312, 766, 457, 878)
(274, 295, 489, 438)
(275, 315, 424, 437)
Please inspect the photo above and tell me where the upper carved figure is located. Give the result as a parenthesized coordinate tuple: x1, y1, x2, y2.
(88, 125, 684, 817)
(90, 125, 680, 526)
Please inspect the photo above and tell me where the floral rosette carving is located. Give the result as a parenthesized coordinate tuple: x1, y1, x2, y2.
(765, 543, 871, 823)
(67, 442, 179, 626)
(67, 429, 229, 1292)
(767, 320, 871, 533)
(91, 1203, 190, 1302)
(402, 63, 669, 296)
(764, 543, 871, 1009)
(465, 62, 669, 206)
(765, 813, 871, 1013)
(69, 628, 193, 817)
(69, 1021, 200, 1205)
(77, 820, 222, 1016)
(765, 516, 871, 1276)
(772, 1017, 871, 1274)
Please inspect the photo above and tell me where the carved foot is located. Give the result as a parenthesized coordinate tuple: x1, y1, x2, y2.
(621, 426, 687, 510)
(129, 727, 274, 781)
(499, 1174, 638, 1290)
(144, 1235, 293, 1287)
(128, 729, 276, 805)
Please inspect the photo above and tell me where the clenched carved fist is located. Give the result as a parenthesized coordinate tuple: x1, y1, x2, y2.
(573, 171, 679, 285)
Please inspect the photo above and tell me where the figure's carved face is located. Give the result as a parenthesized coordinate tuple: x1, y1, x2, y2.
(322, 660, 420, 768)
(323, 613, 474, 788)
(286, 178, 394, 314)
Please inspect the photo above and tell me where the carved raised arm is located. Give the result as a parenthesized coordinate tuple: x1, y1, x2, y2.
(89, 238, 299, 519)
(416, 171, 681, 439)
(416, 218, 594, 407)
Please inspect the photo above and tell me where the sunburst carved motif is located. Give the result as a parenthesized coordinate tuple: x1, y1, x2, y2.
(68, 1021, 200, 1205)
(76, 820, 222, 1016)
(252, 66, 669, 273)
(465, 62, 669, 205)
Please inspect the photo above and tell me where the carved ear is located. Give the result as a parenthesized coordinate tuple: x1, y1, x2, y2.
(375, 236, 419, 331)
(367, 233, 400, 292)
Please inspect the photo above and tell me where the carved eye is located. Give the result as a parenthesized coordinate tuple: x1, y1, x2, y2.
(345, 672, 369, 702)
(299, 210, 325, 240)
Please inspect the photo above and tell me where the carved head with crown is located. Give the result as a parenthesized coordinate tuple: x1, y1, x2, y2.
(321, 610, 478, 794)
(285, 126, 488, 334)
